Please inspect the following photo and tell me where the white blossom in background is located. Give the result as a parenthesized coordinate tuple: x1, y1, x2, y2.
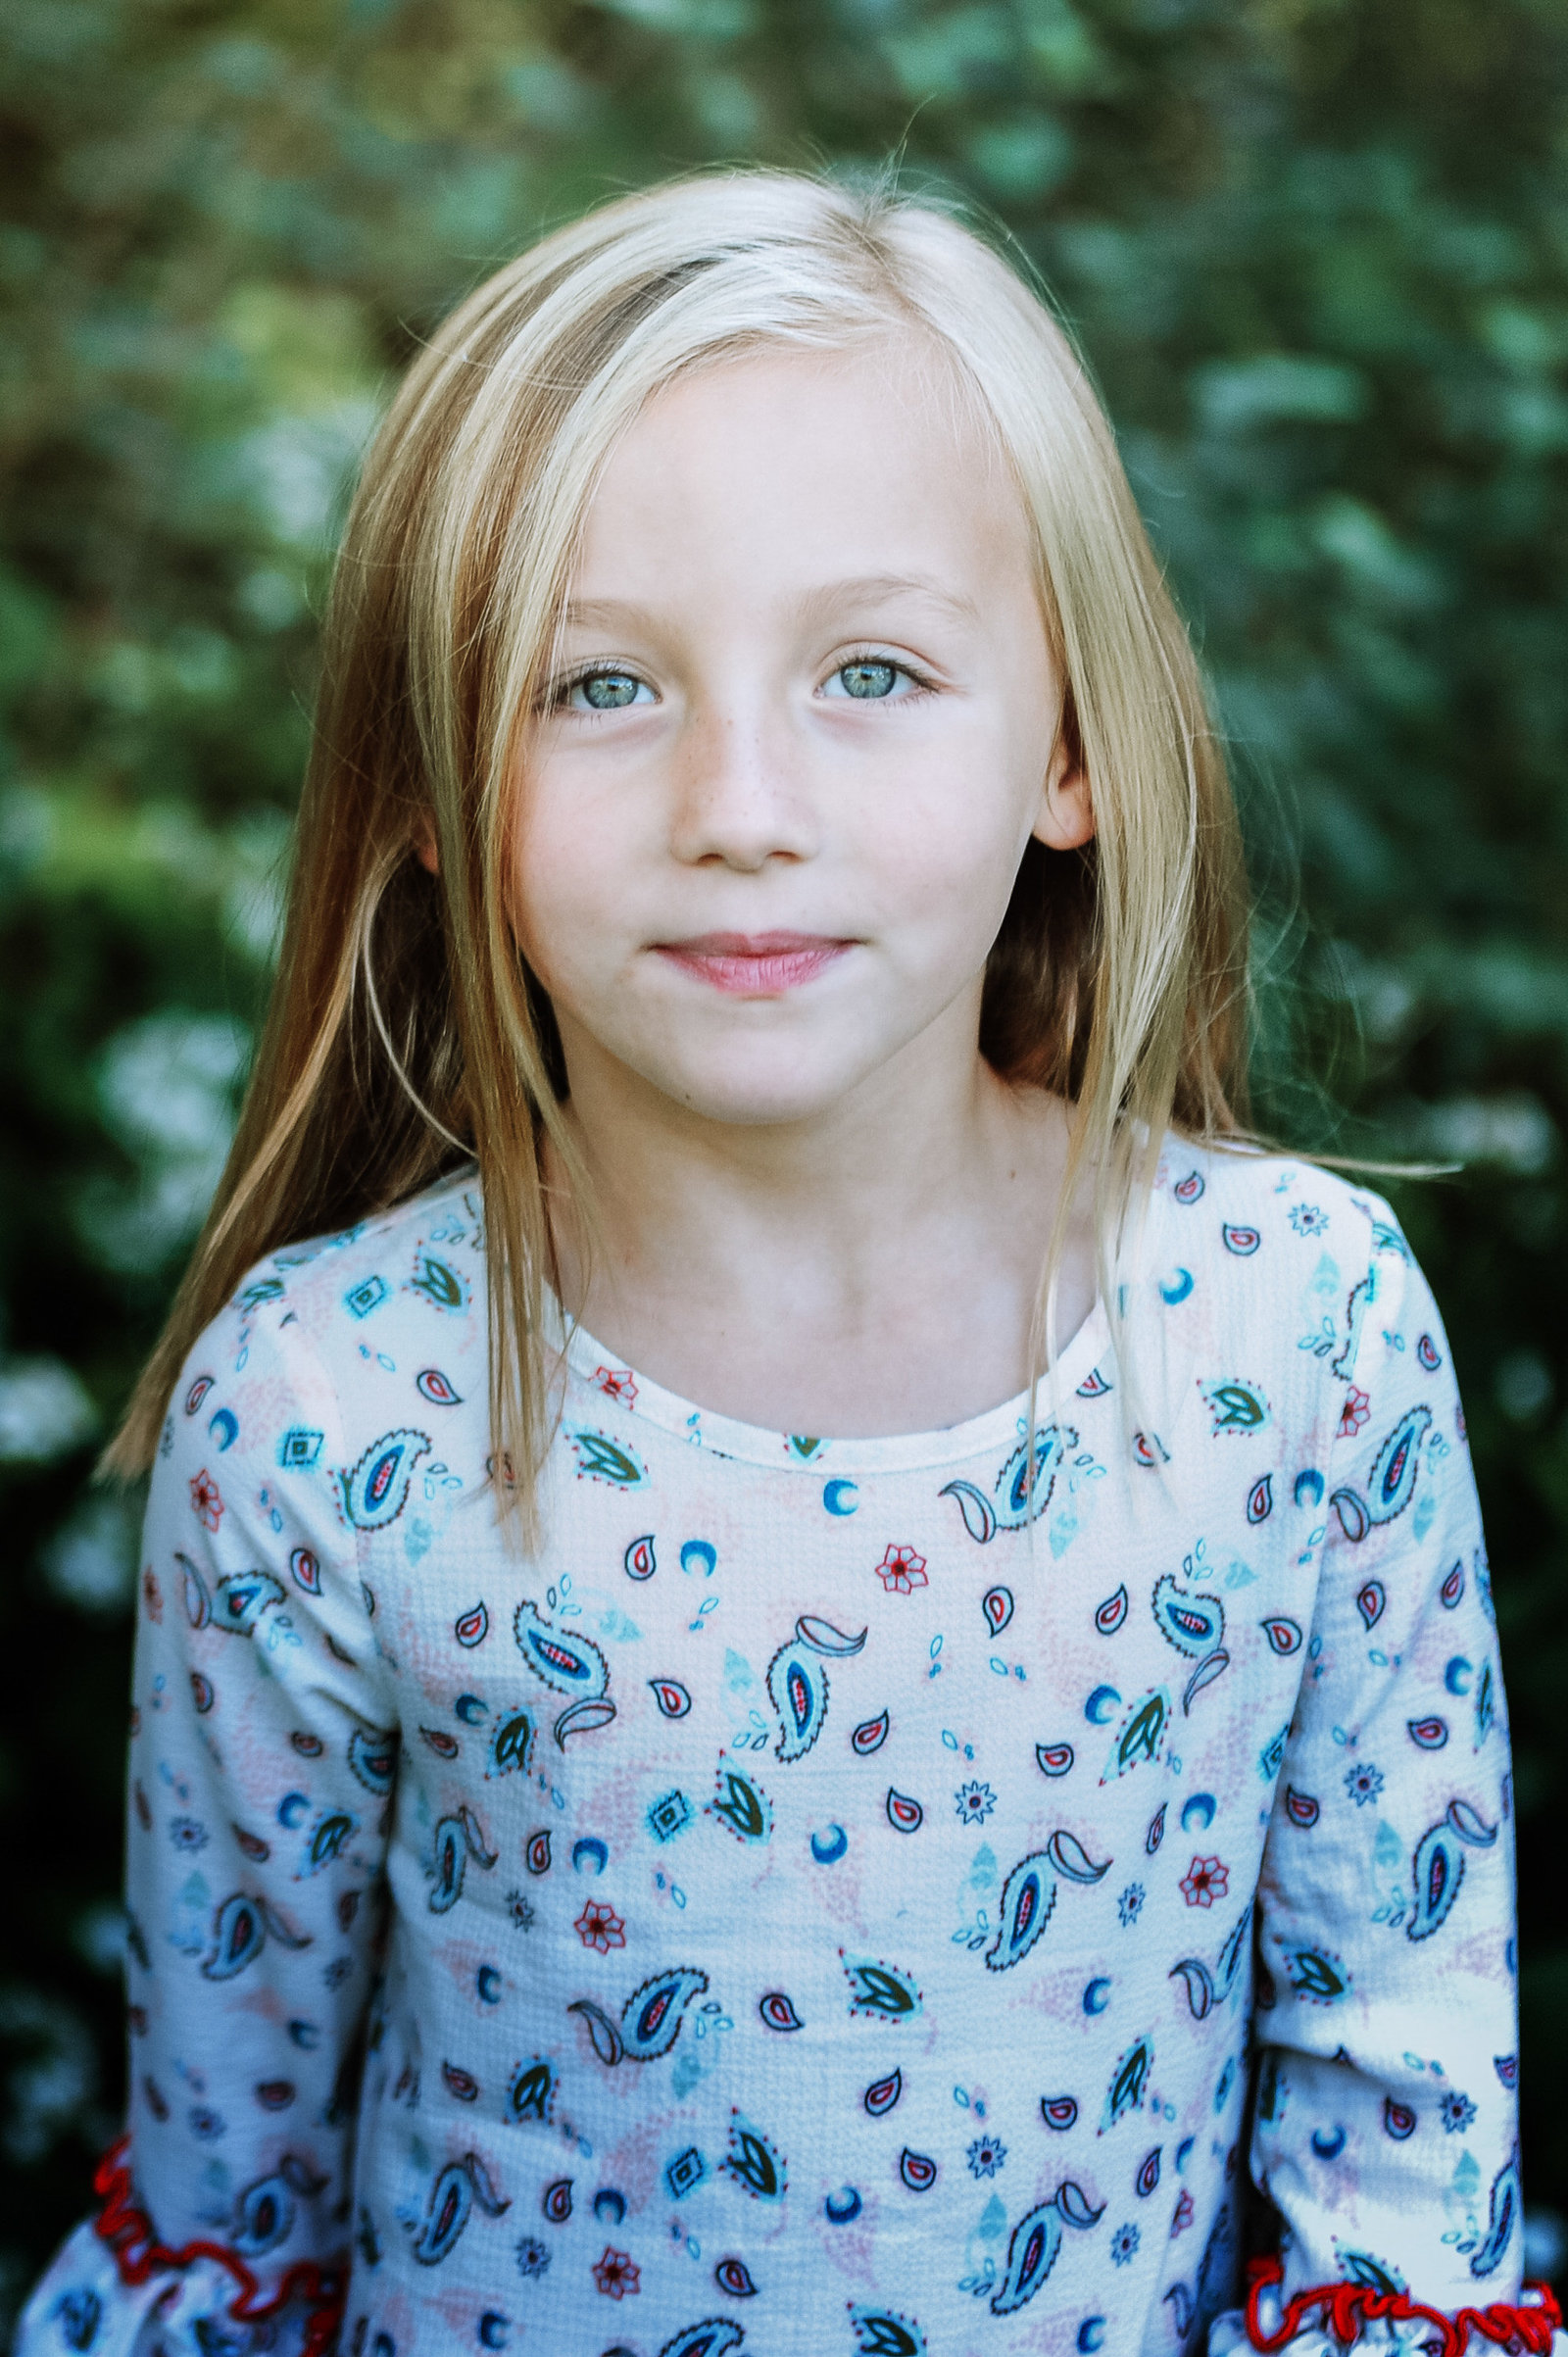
(0, 1356, 96, 1466)
(76, 1009, 250, 1274)
(1390, 1091, 1558, 1178)
(42, 1492, 140, 1613)
(0, 1991, 98, 2169)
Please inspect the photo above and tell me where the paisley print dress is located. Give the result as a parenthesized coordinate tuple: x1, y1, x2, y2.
(17, 1147, 1555, 2357)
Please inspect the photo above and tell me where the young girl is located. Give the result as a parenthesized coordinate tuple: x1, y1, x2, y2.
(18, 171, 1553, 2357)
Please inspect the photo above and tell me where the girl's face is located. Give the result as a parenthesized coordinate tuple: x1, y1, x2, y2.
(510, 338, 1092, 1132)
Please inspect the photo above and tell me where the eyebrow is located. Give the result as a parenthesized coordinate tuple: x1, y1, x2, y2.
(796, 572, 982, 627)
(558, 572, 982, 631)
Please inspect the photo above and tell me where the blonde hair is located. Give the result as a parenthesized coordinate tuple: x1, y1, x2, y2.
(105, 167, 1249, 1511)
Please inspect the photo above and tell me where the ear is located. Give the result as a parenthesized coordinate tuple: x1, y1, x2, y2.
(413, 814, 439, 876)
(1031, 716, 1095, 853)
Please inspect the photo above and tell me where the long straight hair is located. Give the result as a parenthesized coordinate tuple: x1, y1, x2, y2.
(104, 168, 1250, 1521)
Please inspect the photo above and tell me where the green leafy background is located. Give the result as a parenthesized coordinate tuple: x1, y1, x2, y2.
(3, 0, 1567, 2326)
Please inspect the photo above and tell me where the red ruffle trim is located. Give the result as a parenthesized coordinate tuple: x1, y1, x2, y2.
(1246, 2256, 1563, 2357)
(91, 2136, 346, 2357)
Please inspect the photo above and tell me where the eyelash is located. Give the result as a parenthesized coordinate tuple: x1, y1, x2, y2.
(827, 648, 937, 702)
(544, 663, 650, 714)
(543, 649, 940, 712)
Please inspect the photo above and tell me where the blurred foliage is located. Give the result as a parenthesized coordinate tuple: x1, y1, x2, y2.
(4, 0, 1568, 2326)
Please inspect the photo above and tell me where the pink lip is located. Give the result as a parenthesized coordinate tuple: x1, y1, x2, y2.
(654, 931, 853, 996)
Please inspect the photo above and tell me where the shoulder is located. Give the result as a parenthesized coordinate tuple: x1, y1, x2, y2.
(157, 1167, 491, 1501)
(1139, 1138, 1422, 1447)
(1150, 1136, 1408, 1304)
(253, 1164, 488, 1373)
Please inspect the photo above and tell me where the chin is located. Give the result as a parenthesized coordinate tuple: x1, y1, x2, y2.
(670, 1079, 858, 1127)
(647, 1048, 878, 1128)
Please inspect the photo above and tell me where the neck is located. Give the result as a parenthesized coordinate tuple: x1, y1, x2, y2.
(543, 1004, 1094, 1438)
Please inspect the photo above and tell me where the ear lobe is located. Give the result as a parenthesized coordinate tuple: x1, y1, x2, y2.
(1032, 734, 1096, 854)
(413, 818, 439, 876)
(1035, 765, 1095, 852)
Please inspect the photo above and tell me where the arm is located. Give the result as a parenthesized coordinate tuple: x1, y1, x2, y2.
(18, 1285, 393, 2357)
(1235, 1207, 1553, 2356)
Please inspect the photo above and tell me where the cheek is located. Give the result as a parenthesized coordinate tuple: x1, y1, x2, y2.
(506, 783, 626, 993)
(859, 740, 1038, 930)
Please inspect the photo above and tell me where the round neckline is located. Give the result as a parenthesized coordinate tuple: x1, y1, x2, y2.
(556, 1288, 1114, 1475)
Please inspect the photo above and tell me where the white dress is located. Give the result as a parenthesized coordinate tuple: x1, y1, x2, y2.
(17, 1144, 1555, 2357)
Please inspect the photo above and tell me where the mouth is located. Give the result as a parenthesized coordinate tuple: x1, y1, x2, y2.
(653, 931, 855, 997)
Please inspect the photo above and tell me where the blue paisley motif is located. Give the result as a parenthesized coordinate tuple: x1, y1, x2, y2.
(1152, 1574, 1225, 1658)
(766, 1640, 826, 1763)
(621, 1967, 710, 2060)
(986, 1851, 1057, 1972)
(1471, 2149, 1520, 2278)
(336, 1427, 431, 1529)
(409, 2152, 508, 2265)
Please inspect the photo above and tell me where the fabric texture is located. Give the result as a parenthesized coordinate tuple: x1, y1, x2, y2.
(16, 1146, 1534, 2357)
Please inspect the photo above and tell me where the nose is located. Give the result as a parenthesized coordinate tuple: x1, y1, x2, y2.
(667, 690, 818, 873)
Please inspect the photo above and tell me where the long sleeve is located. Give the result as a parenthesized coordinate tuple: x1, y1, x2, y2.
(1228, 1212, 1550, 2355)
(18, 1158, 1562, 2357)
(17, 1285, 395, 2357)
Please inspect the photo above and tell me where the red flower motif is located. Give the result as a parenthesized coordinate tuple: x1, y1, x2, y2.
(592, 2246, 640, 2299)
(189, 1469, 223, 1531)
(575, 1899, 626, 1954)
(1180, 1854, 1229, 1909)
(1171, 2187, 1195, 2235)
(1339, 1386, 1370, 1438)
(876, 1545, 928, 1596)
(596, 1367, 637, 1408)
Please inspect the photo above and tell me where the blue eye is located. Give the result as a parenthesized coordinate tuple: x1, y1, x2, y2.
(571, 669, 647, 712)
(835, 660, 900, 700)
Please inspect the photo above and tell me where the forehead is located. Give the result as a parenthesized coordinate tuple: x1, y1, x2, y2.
(569, 334, 1036, 605)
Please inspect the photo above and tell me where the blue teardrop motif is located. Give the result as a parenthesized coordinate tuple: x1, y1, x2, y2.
(429, 1817, 468, 1914)
(991, 2199, 1064, 2316)
(202, 1892, 267, 1981)
(995, 1424, 1075, 1528)
(986, 1852, 1057, 1972)
(1152, 1574, 1225, 1658)
(1408, 1821, 1465, 1941)
(1369, 1405, 1433, 1525)
(411, 2160, 475, 2266)
(231, 2172, 297, 2256)
(349, 1725, 399, 1794)
(214, 1570, 286, 1637)
(514, 1602, 609, 1697)
(339, 1427, 431, 1530)
(1471, 2149, 1520, 2279)
(767, 1641, 827, 1763)
(621, 1966, 710, 2059)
